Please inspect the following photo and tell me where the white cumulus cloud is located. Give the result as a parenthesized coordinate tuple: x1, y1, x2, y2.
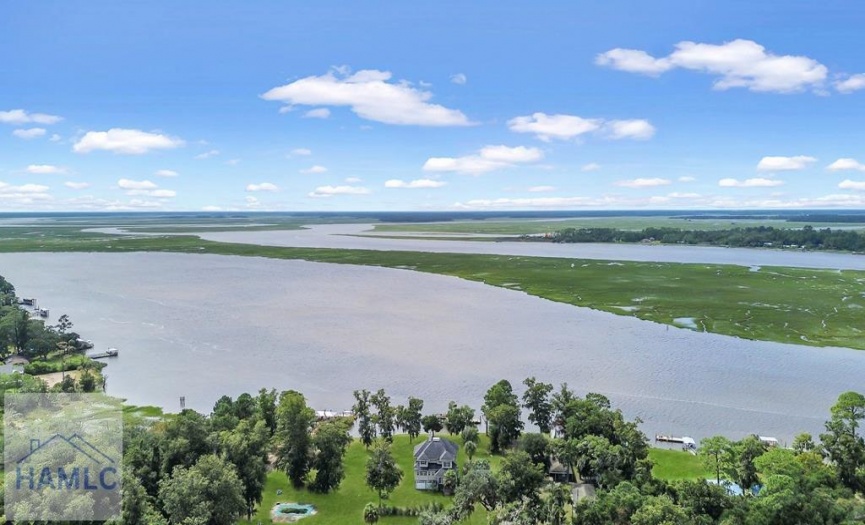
(581, 163, 601, 172)
(26, 164, 66, 174)
(615, 178, 672, 188)
(301, 165, 328, 174)
(597, 39, 828, 93)
(0, 109, 62, 125)
(838, 180, 865, 191)
(603, 119, 656, 140)
(74, 129, 185, 154)
(303, 108, 331, 119)
(508, 113, 602, 141)
(718, 177, 784, 187)
(117, 179, 158, 190)
(64, 182, 91, 190)
(835, 74, 865, 94)
(508, 113, 654, 142)
(261, 67, 472, 126)
(155, 169, 179, 177)
(195, 149, 220, 159)
(678, 176, 696, 182)
(246, 183, 279, 192)
(290, 148, 312, 156)
(384, 179, 446, 189)
(13, 128, 46, 139)
(451, 73, 467, 85)
(757, 155, 816, 171)
(826, 158, 865, 172)
(423, 145, 543, 175)
(527, 185, 556, 192)
(308, 185, 371, 197)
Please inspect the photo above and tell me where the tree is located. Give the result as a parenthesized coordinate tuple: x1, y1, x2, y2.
(371, 388, 396, 442)
(452, 459, 500, 519)
(211, 394, 239, 432)
(821, 391, 865, 491)
(497, 450, 546, 504)
(119, 471, 167, 525)
(464, 441, 478, 461)
(403, 397, 424, 442)
(55, 314, 73, 335)
(700, 436, 732, 484)
(522, 377, 554, 434)
(630, 495, 689, 525)
(443, 469, 458, 495)
(310, 418, 353, 493)
(78, 370, 97, 392)
(160, 409, 214, 477)
(0, 309, 29, 353)
(445, 401, 475, 436)
(487, 403, 523, 454)
(518, 433, 551, 471)
(354, 389, 376, 448)
(276, 390, 315, 487)
(461, 426, 479, 446)
(422, 414, 443, 436)
(363, 502, 379, 524)
(792, 432, 816, 454)
(158, 454, 245, 525)
(551, 383, 576, 433)
(256, 388, 278, 436)
(219, 417, 269, 520)
(365, 441, 403, 506)
(722, 435, 767, 495)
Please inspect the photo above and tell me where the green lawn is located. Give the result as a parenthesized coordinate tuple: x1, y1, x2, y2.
(240, 434, 496, 525)
(648, 448, 711, 481)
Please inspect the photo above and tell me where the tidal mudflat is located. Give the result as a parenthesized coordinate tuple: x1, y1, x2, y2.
(1, 251, 862, 443)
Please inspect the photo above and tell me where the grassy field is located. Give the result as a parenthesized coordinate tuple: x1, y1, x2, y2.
(240, 434, 496, 525)
(648, 449, 711, 481)
(372, 217, 865, 235)
(1, 233, 863, 349)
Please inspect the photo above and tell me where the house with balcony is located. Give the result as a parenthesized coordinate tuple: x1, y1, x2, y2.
(413, 436, 458, 490)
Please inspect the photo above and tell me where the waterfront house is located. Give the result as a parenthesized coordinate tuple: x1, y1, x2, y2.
(413, 436, 458, 490)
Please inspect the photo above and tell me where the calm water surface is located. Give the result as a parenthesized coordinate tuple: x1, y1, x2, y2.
(1, 251, 862, 443)
(196, 224, 865, 270)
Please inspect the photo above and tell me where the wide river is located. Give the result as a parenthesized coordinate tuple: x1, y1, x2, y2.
(191, 223, 865, 270)
(2, 246, 864, 444)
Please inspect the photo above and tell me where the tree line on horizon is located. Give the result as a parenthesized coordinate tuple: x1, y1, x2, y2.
(549, 225, 865, 252)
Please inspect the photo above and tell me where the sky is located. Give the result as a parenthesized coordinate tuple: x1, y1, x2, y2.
(2, 1, 865, 212)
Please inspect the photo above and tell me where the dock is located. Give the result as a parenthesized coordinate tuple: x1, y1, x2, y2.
(655, 434, 697, 451)
(89, 348, 119, 359)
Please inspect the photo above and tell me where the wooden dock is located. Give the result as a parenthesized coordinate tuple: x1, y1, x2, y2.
(89, 348, 119, 359)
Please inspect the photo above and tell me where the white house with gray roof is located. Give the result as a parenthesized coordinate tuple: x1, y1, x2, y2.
(413, 436, 458, 490)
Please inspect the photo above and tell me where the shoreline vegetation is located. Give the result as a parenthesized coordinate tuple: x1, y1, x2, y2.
(1, 231, 864, 350)
(2, 373, 863, 523)
(1, 273, 106, 392)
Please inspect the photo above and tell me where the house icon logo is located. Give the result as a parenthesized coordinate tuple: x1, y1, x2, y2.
(15, 433, 119, 492)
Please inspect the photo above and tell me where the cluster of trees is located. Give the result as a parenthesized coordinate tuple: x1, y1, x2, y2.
(119, 387, 357, 524)
(550, 225, 865, 252)
(414, 381, 865, 525)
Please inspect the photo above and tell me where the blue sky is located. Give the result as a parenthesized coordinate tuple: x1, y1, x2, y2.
(2, 1, 865, 211)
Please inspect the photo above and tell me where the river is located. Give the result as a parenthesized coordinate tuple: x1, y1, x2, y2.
(2, 251, 862, 444)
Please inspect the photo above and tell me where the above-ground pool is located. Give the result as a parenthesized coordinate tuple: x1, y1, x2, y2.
(271, 503, 317, 523)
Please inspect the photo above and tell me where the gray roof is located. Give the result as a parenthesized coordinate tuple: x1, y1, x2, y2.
(414, 437, 458, 463)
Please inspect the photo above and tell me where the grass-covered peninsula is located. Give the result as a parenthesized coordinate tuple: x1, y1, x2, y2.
(1, 231, 863, 350)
